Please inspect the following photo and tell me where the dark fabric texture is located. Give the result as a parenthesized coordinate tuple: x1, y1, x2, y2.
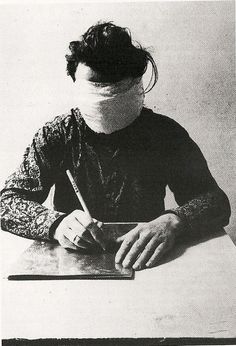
(1, 107, 231, 240)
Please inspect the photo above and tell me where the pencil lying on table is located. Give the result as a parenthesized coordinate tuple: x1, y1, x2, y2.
(65, 169, 93, 222)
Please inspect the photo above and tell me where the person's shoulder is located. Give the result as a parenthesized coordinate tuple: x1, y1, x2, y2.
(141, 107, 189, 139)
(44, 108, 81, 130)
(34, 108, 83, 145)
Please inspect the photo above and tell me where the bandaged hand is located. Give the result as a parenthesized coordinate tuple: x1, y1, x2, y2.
(115, 214, 182, 270)
(53, 210, 106, 251)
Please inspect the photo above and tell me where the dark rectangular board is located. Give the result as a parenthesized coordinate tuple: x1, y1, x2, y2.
(8, 223, 138, 280)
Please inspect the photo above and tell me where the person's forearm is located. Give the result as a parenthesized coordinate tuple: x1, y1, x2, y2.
(1, 190, 64, 241)
(168, 188, 231, 233)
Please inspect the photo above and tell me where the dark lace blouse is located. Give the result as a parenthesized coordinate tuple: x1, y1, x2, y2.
(1, 107, 231, 240)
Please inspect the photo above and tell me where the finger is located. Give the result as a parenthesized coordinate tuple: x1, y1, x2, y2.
(115, 229, 139, 264)
(145, 242, 167, 268)
(73, 217, 95, 244)
(75, 214, 105, 246)
(115, 262, 125, 271)
(87, 223, 107, 251)
(72, 234, 91, 249)
(116, 224, 139, 243)
(116, 234, 126, 243)
(61, 232, 89, 250)
(122, 233, 152, 268)
(132, 236, 162, 270)
(73, 209, 94, 228)
(67, 216, 96, 244)
(63, 224, 93, 247)
(95, 220, 103, 229)
(70, 210, 95, 243)
(59, 234, 79, 250)
(62, 223, 84, 243)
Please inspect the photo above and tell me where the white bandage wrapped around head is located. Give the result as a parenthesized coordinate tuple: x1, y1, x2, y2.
(77, 77, 145, 134)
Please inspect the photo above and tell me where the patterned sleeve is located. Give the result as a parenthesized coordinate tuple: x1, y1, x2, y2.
(1, 116, 68, 241)
(166, 124, 231, 233)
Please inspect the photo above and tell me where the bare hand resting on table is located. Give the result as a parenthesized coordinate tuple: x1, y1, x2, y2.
(115, 214, 182, 270)
(53, 209, 106, 251)
(54, 211, 182, 271)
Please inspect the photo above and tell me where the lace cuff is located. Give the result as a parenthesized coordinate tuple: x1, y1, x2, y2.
(166, 190, 231, 234)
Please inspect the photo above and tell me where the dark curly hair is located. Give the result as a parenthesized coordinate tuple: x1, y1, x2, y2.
(65, 21, 158, 92)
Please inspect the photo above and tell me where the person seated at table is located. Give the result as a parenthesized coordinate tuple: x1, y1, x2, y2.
(1, 22, 231, 270)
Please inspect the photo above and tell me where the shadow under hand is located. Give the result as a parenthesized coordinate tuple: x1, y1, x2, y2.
(152, 227, 226, 269)
(68, 224, 226, 272)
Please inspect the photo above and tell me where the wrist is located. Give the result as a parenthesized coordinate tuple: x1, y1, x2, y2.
(49, 214, 66, 241)
(166, 213, 183, 232)
(152, 213, 184, 235)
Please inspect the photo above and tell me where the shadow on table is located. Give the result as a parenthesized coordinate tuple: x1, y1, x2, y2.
(155, 227, 226, 268)
(7, 224, 229, 279)
(90, 224, 229, 269)
(102, 224, 228, 270)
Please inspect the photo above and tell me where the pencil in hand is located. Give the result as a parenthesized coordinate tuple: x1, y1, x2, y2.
(66, 169, 106, 251)
(66, 169, 92, 221)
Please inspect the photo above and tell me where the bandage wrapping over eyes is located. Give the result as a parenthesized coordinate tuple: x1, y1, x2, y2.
(77, 77, 145, 134)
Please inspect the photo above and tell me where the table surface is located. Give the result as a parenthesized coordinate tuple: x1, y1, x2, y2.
(1, 227, 236, 339)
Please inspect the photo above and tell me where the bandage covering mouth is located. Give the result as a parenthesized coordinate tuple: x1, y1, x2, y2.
(76, 77, 145, 134)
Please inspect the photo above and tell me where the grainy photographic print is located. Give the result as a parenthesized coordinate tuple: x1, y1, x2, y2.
(0, 1, 235, 345)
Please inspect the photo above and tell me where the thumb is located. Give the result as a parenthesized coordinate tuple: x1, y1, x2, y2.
(115, 234, 126, 243)
(94, 220, 103, 229)
(115, 226, 139, 243)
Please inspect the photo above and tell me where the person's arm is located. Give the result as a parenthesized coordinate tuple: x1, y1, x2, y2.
(166, 125, 231, 233)
(1, 117, 67, 241)
(115, 120, 231, 270)
(1, 114, 107, 250)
